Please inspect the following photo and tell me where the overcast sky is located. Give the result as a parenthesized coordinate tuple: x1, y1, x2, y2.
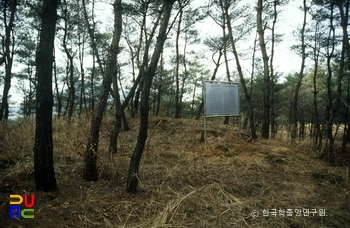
(196, 0, 306, 78)
(5, 0, 307, 115)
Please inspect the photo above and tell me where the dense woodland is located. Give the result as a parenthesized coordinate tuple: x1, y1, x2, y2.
(0, 0, 349, 193)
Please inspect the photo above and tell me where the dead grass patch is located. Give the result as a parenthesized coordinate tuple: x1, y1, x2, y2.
(0, 116, 349, 227)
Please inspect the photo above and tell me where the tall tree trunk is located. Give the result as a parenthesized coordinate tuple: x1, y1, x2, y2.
(342, 77, 349, 151)
(124, 2, 163, 118)
(109, 65, 123, 154)
(127, 0, 175, 193)
(0, 0, 17, 121)
(324, 2, 336, 164)
(291, 0, 307, 141)
(257, 0, 270, 139)
(78, 20, 86, 117)
(91, 50, 95, 111)
(222, 2, 230, 125)
(53, 50, 62, 118)
(326, 0, 347, 164)
(311, 23, 322, 149)
(156, 53, 164, 116)
(34, 0, 59, 192)
(224, 0, 257, 141)
(62, 0, 75, 121)
(270, 0, 278, 138)
(84, 0, 123, 181)
(174, 7, 183, 118)
(336, 0, 350, 153)
(336, 0, 350, 70)
(67, 58, 75, 120)
(117, 71, 130, 131)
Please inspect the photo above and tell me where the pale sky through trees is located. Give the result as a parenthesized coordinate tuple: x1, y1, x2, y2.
(6, 0, 306, 113)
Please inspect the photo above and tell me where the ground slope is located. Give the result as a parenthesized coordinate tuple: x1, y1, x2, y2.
(0, 116, 349, 227)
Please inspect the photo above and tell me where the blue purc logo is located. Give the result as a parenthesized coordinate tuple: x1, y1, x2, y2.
(9, 194, 35, 219)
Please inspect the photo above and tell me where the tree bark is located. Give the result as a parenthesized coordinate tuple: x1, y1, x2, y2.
(336, 0, 350, 70)
(311, 23, 322, 149)
(291, 0, 307, 142)
(84, 0, 123, 181)
(109, 65, 123, 154)
(78, 5, 87, 117)
(224, 0, 257, 141)
(34, 0, 59, 192)
(324, 2, 336, 164)
(336, 0, 350, 153)
(221, 0, 230, 125)
(326, 0, 347, 164)
(270, 1, 278, 138)
(53, 50, 62, 118)
(61, 0, 76, 121)
(0, 0, 17, 121)
(257, 0, 270, 139)
(156, 53, 164, 116)
(127, 0, 175, 194)
(174, 4, 183, 118)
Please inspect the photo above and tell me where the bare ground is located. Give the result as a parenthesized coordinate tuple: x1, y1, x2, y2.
(0, 116, 349, 227)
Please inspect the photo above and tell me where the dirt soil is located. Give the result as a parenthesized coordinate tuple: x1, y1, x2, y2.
(0, 116, 349, 228)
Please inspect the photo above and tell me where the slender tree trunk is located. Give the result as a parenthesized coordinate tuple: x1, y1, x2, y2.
(291, 0, 307, 141)
(311, 24, 322, 149)
(327, 0, 347, 163)
(324, 2, 336, 163)
(62, 0, 75, 121)
(166, 71, 175, 116)
(211, 49, 223, 81)
(156, 53, 164, 116)
(270, 1, 278, 138)
(222, 4, 230, 125)
(78, 22, 86, 117)
(68, 58, 75, 120)
(127, 0, 175, 193)
(257, 0, 270, 139)
(34, 0, 59, 192)
(179, 32, 189, 118)
(84, 0, 123, 181)
(224, 0, 257, 141)
(91, 52, 95, 111)
(117, 71, 130, 131)
(342, 77, 349, 151)
(133, 85, 141, 117)
(54, 50, 62, 118)
(336, 0, 350, 70)
(109, 65, 123, 154)
(336, 0, 350, 153)
(174, 7, 183, 118)
(0, 0, 17, 121)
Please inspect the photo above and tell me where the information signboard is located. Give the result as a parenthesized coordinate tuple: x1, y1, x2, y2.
(204, 81, 240, 117)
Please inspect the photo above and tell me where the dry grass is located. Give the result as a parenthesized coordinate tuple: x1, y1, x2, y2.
(0, 115, 349, 228)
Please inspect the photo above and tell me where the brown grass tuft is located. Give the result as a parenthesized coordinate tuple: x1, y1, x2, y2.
(0, 115, 349, 227)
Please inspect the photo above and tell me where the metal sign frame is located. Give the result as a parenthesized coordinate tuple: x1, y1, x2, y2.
(203, 80, 241, 148)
